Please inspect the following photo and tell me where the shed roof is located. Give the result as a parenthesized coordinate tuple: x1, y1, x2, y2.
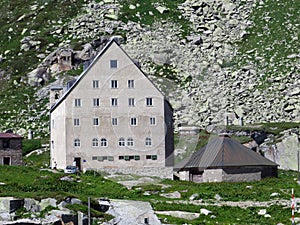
(0, 132, 22, 139)
(175, 134, 277, 172)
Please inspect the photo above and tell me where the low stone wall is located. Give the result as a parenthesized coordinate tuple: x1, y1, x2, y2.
(86, 167, 174, 179)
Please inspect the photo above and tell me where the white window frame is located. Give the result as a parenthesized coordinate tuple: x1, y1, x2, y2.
(128, 80, 134, 88)
(101, 138, 108, 147)
(127, 138, 134, 146)
(150, 117, 156, 125)
(74, 118, 80, 126)
(146, 97, 153, 106)
(92, 138, 99, 147)
(74, 138, 80, 147)
(130, 117, 137, 126)
(93, 98, 100, 107)
(111, 98, 118, 106)
(92, 80, 99, 88)
(119, 137, 125, 147)
(111, 80, 118, 88)
(145, 137, 152, 146)
(93, 118, 99, 126)
(74, 98, 81, 107)
(128, 98, 135, 107)
(112, 118, 118, 126)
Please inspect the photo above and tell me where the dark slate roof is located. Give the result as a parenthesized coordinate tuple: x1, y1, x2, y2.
(0, 133, 22, 139)
(175, 134, 278, 172)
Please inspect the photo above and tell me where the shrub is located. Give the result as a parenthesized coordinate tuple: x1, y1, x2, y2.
(22, 139, 42, 155)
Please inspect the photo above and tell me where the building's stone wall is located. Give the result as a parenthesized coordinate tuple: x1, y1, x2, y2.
(0, 139, 22, 150)
(203, 168, 261, 182)
(86, 167, 174, 179)
(0, 149, 23, 166)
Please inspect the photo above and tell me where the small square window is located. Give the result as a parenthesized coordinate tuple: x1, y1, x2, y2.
(74, 118, 80, 126)
(93, 98, 100, 107)
(112, 118, 118, 126)
(128, 80, 134, 88)
(111, 80, 118, 88)
(145, 137, 152, 146)
(110, 60, 118, 68)
(93, 80, 99, 88)
(92, 156, 98, 160)
(93, 118, 99, 126)
(119, 156, 124, 160)
(111, 98, 118, 106)
(74, 98, 81, 107)
(134, 155, 140, 160)
(128, 98, 135, 106)
(146, 97, 153, 106)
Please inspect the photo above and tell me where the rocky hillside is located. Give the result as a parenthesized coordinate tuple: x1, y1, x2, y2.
(0, 0, 299, 137)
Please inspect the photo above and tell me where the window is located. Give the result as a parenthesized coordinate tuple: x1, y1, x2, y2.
(130, 117, 137, 126)
(150, 117, 156, 125)
(128, 80, 134, 88)
(3, 140, 10, 149)
(127, 138, 134, 146)
(145, 137, 152, 146)
(119, 137, 125, 147)
(74, 118, 80, 126)
(112, 118, 118, 126)
(111, 80, 118, 88)
(146, 97, 153, 106)
(101, 138, 107, 147)
(146, 155, 157, 160)
(108, 156, 114, 161)
(111, 98, 118, 106)
(74, 98, 81, 107)
(128, 98, 135, 106)
(92, 138, 99, 147)
(134, 155, 140, 160)
(110, 60, 118, 68)
(93, 80, 99, 88)
(93, 98, 100, 107)
(74, 138, 80, 147)
(93, 118, 99, 126)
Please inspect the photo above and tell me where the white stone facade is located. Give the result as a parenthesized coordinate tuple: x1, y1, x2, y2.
(50, 40, 174, 172)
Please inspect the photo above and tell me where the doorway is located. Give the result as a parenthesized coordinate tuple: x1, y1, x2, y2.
(3, 157, 10, 165)
(74, 157, 81, 170)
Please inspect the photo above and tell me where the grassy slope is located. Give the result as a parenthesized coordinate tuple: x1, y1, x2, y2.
(0, 0, 85, 135)
(0, 161, 298, 224)
(236, 0, 300, 86)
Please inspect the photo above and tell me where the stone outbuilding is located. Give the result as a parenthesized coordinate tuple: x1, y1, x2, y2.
(0, 131, 23, 166)
(174, 134, 278, 182)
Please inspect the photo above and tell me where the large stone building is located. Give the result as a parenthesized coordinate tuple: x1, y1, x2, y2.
(0, 131, 23, 166)
(50, 39, 174, 177)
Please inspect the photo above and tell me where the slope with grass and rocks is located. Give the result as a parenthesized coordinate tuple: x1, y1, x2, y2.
(0, 0, 299, 137)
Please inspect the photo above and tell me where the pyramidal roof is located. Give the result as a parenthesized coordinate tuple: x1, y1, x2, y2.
(176, 134, 278, 171)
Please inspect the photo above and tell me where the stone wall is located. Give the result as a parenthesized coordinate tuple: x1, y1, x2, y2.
(86, 167, 174, 179)
(0, 150, 22, 166)
(203, 168, 261, 183)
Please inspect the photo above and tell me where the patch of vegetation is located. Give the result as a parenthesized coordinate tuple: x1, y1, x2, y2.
(22, 139, 42, 155)
(235, 0, 300, 87)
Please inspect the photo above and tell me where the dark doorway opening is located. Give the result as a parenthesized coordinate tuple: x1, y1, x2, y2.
(74, 157, 81, 170)
(3, 157, 10, 165)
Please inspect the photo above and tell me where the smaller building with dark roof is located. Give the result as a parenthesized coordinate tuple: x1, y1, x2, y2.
(174, 134, 278, 182)
(0, 131, 23, 166)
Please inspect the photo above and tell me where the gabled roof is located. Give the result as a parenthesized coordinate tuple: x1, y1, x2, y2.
(175, 134, 278, 172)
(0, 133, 22, 139)
(50, 38, 171, 113)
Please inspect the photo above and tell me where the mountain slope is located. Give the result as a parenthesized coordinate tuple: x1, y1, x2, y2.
(0, 0, 299, 137)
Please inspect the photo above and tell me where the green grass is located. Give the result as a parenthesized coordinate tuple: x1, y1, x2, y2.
(0, 158, 299, 224)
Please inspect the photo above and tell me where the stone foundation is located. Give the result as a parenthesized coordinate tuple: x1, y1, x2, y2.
(85, 167, 174, 179)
